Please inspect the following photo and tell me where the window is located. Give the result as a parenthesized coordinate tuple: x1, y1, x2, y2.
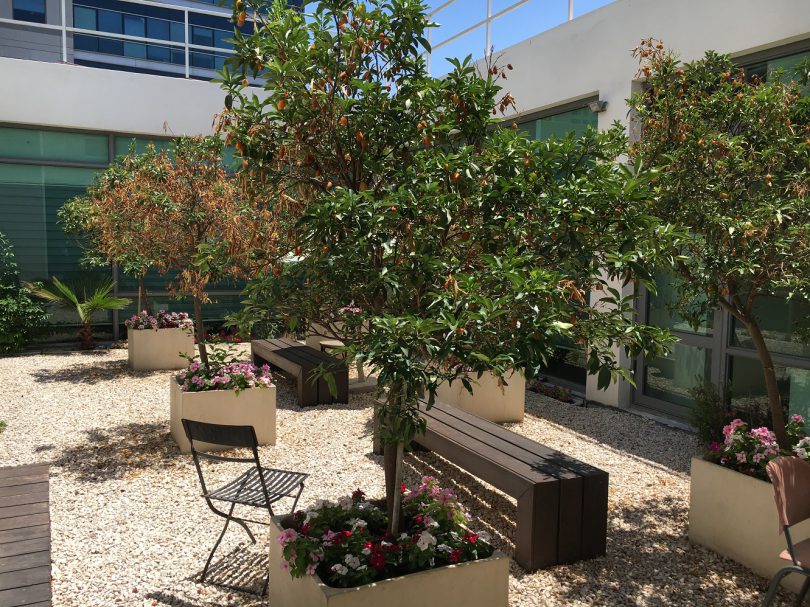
(147, 18, 171, 41)
(191, 26, 213, 47)
(13, 0, 46, 23)
(214, 30, 232, 49)
(170, 21, 185, 43)
(147, 44, 171, 63)
(0, 127, 109, 164)
(643, 344, 712, 410)
(729, 357, 810, 425)
(518, 106, 597, 141)
(73, 6, 96, 30)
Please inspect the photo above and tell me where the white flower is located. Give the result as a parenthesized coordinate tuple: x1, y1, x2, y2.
(361, 547, 371, 555)
(347, 518, 367, 531)
(449, 531, 460, 541)
(399, 533, 409, 540)
(338, 496, 353, 511)
(304, 511, 318, 524)
(331, 564, 348, 575)
(437, 543, 452, 553)
(416, 531, 437, 551)
(344, 554, 362, 569)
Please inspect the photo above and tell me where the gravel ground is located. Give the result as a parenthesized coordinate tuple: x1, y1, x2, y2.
(0, 349, 795, 606)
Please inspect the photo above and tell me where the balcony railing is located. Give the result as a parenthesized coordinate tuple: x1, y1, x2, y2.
(0, 0, 238, 78)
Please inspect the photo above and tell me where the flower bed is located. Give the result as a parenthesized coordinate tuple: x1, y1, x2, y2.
(528, 380, 575, 403)
(277, 477, 494, 588)
(176, 360, 273, 394)
(126, 311, 194, 371)
(705, 415, 808, 480)
(125, 310, 193, 331)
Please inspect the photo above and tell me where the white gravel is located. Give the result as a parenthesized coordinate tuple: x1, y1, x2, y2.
(0, 349, 795, 606)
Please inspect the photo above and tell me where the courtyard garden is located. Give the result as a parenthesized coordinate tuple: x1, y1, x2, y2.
(0, 0, 808, 606)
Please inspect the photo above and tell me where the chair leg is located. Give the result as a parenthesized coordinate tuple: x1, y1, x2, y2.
(201, 502, 237, 582)
(795, 574, 810, 607)
(764, 566, 804, 607)
(290, 483, 305, 514)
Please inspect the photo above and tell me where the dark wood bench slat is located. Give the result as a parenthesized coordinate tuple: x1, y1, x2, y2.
(0, 467, 48, 481)
(0, 538, 49, 560)
(0, 552, 50, 576)
(0, 504, 49, 521)
(0, 484, 49, 499)
(0, 515, 50, 533)
(0, 566, 50, 591)
(0, 476, 49, 490)
(0, 494, 49, 510)
(0, 582, 51, 606)
(0, 527, 49, 547)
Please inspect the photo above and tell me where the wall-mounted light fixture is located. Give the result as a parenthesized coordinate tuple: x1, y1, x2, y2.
(588, 99, 608, 113)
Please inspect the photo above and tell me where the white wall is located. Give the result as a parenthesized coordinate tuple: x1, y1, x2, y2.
(493, 0, 810, 131)
(0, 56, 234, 137)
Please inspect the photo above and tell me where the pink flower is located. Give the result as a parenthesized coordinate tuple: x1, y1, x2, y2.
(277, 528, 298, 545)
(792, 414, 805, 424)
(280, 559, 290, 572)
(306, 564, 317, 575)
(709, 441, 722, 452)
(736, 452, 747, 464)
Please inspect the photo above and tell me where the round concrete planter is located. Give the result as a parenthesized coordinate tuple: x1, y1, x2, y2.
(689, 456, 810, 593)
(127, 327, 195, 371)
(268, 515, 509, 607)
(436, 370, 525, 423)
(169, 379, 276, 454)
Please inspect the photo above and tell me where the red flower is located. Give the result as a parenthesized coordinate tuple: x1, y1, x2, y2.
(414, 515, 423, 524)
(400, 484, 407, 493)
(465, 532, 479, 543)
(449, 549, 463, 564)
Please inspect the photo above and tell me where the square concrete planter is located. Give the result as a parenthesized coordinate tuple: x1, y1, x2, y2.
(169, 379, 276, 454)
(268, 516, 509, 607)
(436, 370, 525, 423)
(128, 327, 195, 371)
(689, 456, 810, 593)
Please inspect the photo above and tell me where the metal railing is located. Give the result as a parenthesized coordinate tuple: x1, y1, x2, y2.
(426, 0, 575, 74)
(0, 0, 238, 78)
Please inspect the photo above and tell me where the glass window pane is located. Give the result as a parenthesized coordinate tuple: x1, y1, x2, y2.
(170, 21, 185, 43)
(123, 14, 145, 37)
(213, 30, 232, 49)
(73, 33, 99, 52)
(13, 0, 46, 23)
(191, 52, 214, 69)
(644, 343, 712, 409)
(98, 38, 124, 55)
(113, 137, 172, 157)
(97, 9, 122, 33)
(171, 49, 185, 65)
(0, 127, 108, 164)
(73, 6, 96, 30)
(192, 26, 213, 47)
(124, 41, 147, 59)
(647, 271, 713, 335)
(732, 296, 810, 357)
(729, 357, 810, 428)
(518, 106, 598, 141)
(147, 43, 171, 63)
(147, 18, 170, 41)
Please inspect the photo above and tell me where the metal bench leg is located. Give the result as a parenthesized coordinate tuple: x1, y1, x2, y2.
(795, 573, 810, 607)
(763, 566, 804, 607)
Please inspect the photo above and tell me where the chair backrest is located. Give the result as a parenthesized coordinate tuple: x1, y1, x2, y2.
(182, 419, 258, 450)
(766, 456, 810, 532)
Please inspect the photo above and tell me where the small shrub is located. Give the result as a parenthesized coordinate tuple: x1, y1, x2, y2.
(688, 383, 727, 446)
(0, 232, 48, 354)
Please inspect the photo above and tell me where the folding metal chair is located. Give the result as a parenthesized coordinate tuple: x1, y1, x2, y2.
(181, 419, 308, 596)
(763, 456, 810, 606)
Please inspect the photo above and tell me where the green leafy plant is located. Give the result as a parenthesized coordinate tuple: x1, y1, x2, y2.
(0, 232, 48, 354)
(220, 0, 680, 533)
(629, 40, 810, 448)
(26, 277, 130, 349)
(688, 383, 727, 447)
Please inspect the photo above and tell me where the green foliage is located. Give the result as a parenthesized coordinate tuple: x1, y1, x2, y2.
(628, 40, 810, 446)
(221, 2, 680, 455)
(27, 277, 130, 349)
(0, 232, 48, 354)
(688, 383, 727, 446)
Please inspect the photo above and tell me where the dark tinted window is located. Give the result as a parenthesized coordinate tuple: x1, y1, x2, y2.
(146, 17, 170, 40)
(73, 5, 96, 30)
(13, 0, 46, 23)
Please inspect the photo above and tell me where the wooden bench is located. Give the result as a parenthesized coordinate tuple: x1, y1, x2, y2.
(0, 463, 52, 607)
(412, 401, 608, 572)
(251, 338, 349, 407)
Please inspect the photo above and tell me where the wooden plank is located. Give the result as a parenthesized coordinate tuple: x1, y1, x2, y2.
(0, 467, 48, 481)
(0, 582, 51, 606)
(580, 471, 609, 559)
(0, 527, 49, 547)
(0, 538, 49, 559)
(0, 494, 49, 510)
(0, 484, 48, 499)
(0, 476, 49, 490)
(0, 514, 49, 533)
(0, 504, 48, 521)
(516, 482, 561, 570)
(0, 566, 50, 591)
(0, 551, 49, 574)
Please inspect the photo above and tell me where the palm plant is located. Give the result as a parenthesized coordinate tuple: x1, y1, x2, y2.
(27, 277, 130, 349)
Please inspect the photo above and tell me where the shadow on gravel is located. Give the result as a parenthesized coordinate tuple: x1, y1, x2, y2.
(29, 357, 165, 385)
(522, 396, 699, 474)
(49, 421, 182, 482)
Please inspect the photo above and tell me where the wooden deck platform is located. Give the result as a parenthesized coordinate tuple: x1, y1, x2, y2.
(0, 464, 51, 607)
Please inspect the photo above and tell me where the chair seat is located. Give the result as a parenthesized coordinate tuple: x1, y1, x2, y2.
(205, 466, 308, 507)
(780, 538, 810, 567)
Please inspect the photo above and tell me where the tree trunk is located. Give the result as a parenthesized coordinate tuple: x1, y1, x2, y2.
(78, 320, 94, 350)
(137, 275, 150, 316)
(384, 440, 405, 535)
(743, 316, 789, 449)
(193, 296, 208, 367)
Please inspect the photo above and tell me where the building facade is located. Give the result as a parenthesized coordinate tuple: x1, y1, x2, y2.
(0, 0, 809, 424)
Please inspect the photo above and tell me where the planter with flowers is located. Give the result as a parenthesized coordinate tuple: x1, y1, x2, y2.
(436, 368, 525, 423)
(126, 310, 195, 371)
(270, 478, 509, 607)
(169, 349, 276, 453)
(689, 415, 810, 592)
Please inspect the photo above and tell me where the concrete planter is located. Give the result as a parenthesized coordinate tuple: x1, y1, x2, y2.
(436, 370, 525, 423)
(689, 456, 810, 593)
(268, 516, 509, 607)
(169, 379, 276, 454)
(128, 327, 195, 371)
